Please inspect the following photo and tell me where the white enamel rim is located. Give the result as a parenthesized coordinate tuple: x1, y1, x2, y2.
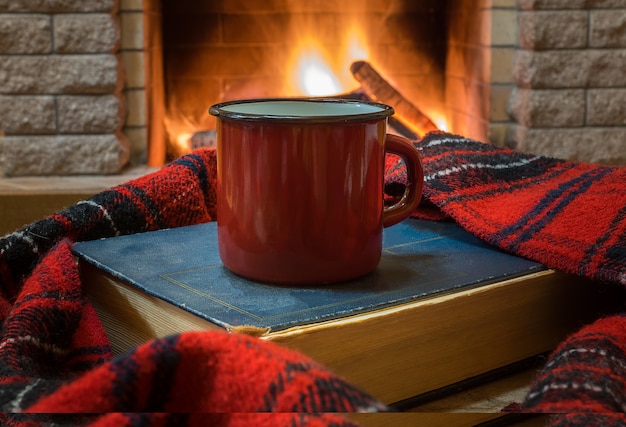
(209, 98, 394, 123)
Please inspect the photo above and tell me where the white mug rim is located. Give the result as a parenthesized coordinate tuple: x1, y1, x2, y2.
(209, 97, 394, 123)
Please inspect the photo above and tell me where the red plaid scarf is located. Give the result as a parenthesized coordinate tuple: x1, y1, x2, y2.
(1, 132, 625, 425)
(0, 150, 383, 426)
(390, 132, 626, 425)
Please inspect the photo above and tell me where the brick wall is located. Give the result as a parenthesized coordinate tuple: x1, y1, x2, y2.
(446, 0, 519, 147)
(509, 0, 626, 165)
(0, 0, 131, 176)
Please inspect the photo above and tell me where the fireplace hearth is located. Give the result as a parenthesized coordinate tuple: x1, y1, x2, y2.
(0, 0, 625, 177)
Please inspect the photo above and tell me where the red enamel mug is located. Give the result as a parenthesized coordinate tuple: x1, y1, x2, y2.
(209, 98, 423, 284)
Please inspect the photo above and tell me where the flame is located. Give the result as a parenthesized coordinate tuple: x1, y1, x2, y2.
(164, 113, 200, 158)
(430, 114, 449, 132)
(177, 132, 193, 149)
(343, 29, 369, 73)
(166, 21, 449, 156)
(290, 27, 368, 97)
(294, 47, 342, 96)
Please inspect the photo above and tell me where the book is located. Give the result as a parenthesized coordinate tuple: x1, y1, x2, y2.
(74, 219, 610, 405)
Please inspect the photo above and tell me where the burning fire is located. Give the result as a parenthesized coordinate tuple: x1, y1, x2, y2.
(294, 49, 342, 96)
(167, 24, 448, 158)
(287, 27, 449, 135)
(289, 27, 368, 97)
(430, 114, 449, 132)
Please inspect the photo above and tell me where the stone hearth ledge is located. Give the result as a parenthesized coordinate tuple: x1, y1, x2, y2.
(0, 134, 130, 177)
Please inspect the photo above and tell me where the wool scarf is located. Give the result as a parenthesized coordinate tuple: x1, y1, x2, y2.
(1, 132, 625, 425)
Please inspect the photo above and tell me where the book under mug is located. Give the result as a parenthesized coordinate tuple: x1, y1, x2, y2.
(74, 219, 613, 404)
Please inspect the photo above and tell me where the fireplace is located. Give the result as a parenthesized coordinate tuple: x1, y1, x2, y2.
(0, 0, 625, 176)
(158, 0, 450, 158)
(156, 0, 494, 160)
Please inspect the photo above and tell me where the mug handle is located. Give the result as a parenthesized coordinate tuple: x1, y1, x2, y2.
(382, 134, 424, 228)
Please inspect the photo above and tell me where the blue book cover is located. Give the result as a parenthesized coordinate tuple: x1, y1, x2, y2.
(72, 219, 544, 332)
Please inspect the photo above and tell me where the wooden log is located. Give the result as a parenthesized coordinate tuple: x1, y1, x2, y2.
(350, 60, 439, 137)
